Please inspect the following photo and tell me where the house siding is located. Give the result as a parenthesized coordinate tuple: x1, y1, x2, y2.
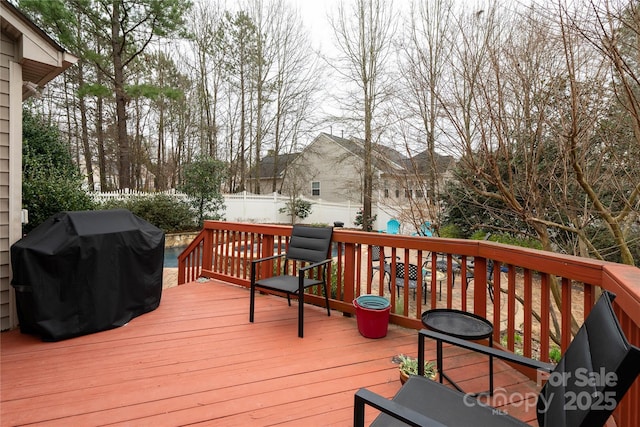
(1, 0, 77, 331)
(0, 31, 16, 330)
(290, 134, 365, 204)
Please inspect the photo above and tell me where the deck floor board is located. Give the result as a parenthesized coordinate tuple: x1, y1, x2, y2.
(1, 280, 538, 426)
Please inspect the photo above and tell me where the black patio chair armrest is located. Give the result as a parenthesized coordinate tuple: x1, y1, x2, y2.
(354, 388, 447, 427)
(250, 254, 286, 283)
(251, 253, 286, 266)
(298, 258, 332, 273)
(419, 329, 554, 372)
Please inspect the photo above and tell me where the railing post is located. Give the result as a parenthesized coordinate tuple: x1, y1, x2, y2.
(202, 229, 213, 272)
(343, 242, 356, 307)
(474, 257, 487, 317)
(262, 234, 275, 280)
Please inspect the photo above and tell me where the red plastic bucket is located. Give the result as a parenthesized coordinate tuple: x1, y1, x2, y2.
(353, 295, 391, 338)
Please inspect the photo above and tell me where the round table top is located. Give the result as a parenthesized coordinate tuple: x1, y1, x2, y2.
(421, 308, 493, 340)
(423, 270, 446, 281)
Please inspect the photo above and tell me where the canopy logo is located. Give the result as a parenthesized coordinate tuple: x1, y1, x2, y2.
(463, 368, 619, 415)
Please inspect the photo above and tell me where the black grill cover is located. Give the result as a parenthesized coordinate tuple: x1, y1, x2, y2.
(11, 209, 164, 341)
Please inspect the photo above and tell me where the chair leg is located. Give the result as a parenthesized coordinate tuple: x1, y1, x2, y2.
(249, 283, 255, 323)
(323, 283, 331, 317)
(353, 393, 366, 427)
(298, 292, 304, 338)
(287, 293, 292, 306)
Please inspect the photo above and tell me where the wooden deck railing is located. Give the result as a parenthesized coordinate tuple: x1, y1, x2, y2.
(178, 221, 640, 426)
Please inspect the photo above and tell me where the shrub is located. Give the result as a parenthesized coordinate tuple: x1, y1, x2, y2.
(354, 208, 376, 231)
(99, 194, 197, 233)
(471, 230, 543, 250)
(279, 198, 313, 224)
(22, 108, 95, 233)
(438, 223, 463, 238)
(179, 157, 226, 227)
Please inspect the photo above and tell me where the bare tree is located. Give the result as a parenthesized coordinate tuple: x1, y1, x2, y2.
(185, 0, 226, 160)
(330, 0, 397, 230)
(391, 0, 456, 234)
(437, 1, 640, 342)
(263, 0, 323, 195)
(552, 0, 640, 265)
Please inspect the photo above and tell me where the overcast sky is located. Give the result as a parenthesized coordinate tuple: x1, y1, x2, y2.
(289, 0, 341, 55)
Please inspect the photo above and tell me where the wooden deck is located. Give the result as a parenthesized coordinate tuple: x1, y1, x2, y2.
(1, 280, 540, 426)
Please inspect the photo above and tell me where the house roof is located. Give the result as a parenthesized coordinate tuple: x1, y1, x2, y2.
(254, 132, 454, 180)
(1, 0, 78, 100)
(257, 152, 300, 179)
(405, 150, 454, 175)
(318, 133, 407, 171)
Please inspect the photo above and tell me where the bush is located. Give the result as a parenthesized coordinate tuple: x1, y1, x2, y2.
(438, 223, 463, 238)
(99, 194, 197, 233)
(179, 157, 226, 227)
(22, 108, 96, 233)
(354, 207, 376, 231)
(23, 171, 96, 233)
(279, 198, 313, 224)
(472, 231, 543, 250)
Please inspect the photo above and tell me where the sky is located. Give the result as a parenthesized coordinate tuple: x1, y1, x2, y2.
(289, 0, 342, 55)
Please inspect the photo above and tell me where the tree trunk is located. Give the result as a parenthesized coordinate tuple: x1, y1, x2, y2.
(75, 63, 94, 190)
(111, 1, 130, 190)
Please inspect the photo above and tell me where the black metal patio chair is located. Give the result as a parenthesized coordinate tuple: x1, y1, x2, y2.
(464, 258, 502, 302)
(393, 262, 425, 303)
(354, 291, 640, 426)
(249, 225, 333, 338)
(370, 245, 392, 286)
(438, 256, 497, 302)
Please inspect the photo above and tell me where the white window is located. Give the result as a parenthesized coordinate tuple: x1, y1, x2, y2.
(311, 181, 320, 196)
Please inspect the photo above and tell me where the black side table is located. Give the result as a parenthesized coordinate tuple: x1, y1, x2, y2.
(421, 308, 494, 396)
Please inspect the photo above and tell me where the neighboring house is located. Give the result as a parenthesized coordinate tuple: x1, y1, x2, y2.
(267, 132, 453, 206)
(250, 152, 300, 195)
(394, 148, 455, 200)
(1, 0, 77, 330)
(276, 132, 404, 203)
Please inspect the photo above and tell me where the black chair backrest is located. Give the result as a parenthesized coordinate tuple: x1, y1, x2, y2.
(286, 225, 333, 264)
(371, 246, 382, 262)
(537, 291, 640, 427)
(487, 259, 495, 281)
(395, 262, 419, 280)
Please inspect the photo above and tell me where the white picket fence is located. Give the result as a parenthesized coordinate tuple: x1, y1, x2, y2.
(91, 190, 395, 230)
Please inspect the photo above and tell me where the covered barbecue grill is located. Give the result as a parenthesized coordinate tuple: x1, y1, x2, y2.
(11, 209, 164, 341)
